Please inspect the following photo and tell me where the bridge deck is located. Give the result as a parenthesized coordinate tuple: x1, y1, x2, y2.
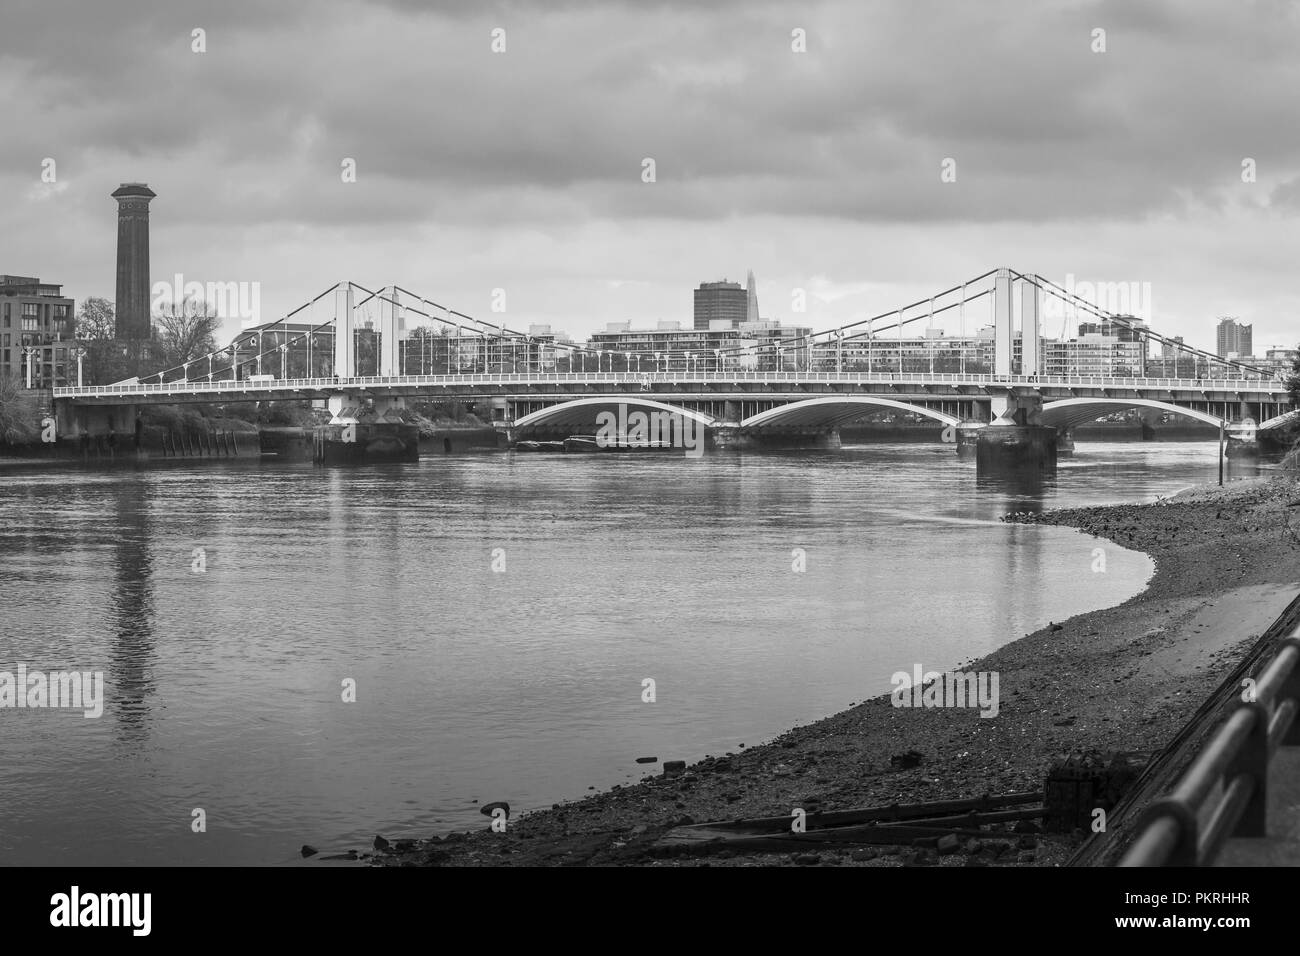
(53, 371, 1290, 403)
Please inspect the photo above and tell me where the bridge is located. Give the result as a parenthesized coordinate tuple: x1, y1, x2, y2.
(51, 268, 1295, 468)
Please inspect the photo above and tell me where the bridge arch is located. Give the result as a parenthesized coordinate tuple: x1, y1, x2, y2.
(1039, 398, 1223, 430)
(1258, 409, 1300, 432)
(740, 396, 961, 430)
(512, 397, 716, 430)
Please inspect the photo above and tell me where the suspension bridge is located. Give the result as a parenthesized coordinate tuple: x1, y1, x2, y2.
(51, 268, 1295, 468)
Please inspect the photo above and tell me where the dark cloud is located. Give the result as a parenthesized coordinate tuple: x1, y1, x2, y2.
(1, 0, 1298, 345)
(4, 1, 1298, 223)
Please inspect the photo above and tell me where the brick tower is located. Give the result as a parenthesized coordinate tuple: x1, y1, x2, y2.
(111, 182, 156, 341)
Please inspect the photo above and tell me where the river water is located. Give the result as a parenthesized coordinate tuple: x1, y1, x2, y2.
(0, 441, 1266, 865)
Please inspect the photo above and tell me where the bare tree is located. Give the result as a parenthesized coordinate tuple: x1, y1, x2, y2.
(154, 298, 221, 368)
(73, 297, 145, 385)
(75, 297, 116, 340)
(0, 374, 40, 444)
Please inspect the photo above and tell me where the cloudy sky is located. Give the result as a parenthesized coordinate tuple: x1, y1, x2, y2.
(2, 0, 1298, 352)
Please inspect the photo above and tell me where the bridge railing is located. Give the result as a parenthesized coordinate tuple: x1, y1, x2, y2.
(1119, 633, 1300, 866)
(52, 370, 1290, 399)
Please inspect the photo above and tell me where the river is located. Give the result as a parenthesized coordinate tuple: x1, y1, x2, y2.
(0, 441, 1267, 864)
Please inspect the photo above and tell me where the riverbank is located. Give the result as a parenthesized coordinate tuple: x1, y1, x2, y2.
(358, 475, 1300, 867)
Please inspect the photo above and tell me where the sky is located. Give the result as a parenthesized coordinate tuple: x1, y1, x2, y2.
(2, 0, 1298, 353)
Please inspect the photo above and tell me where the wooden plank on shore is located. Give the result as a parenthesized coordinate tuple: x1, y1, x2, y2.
(658, 822, 1001, 852)
(665, 791, 1043, 836)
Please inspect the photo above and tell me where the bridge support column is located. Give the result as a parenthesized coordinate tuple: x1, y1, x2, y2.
(976, 424, 1058, 473)
(977, 392, 1050, 470)
(814, 428, 841, 450)
(56, 403, 138, 459)
(1137, 407, 1160, 441)
(317, 391, 418, 464)
(1225, 418, 1259, 458)
(954, 423, 983, 459)
(981, 390, 1054, 471)
(327, 393, 352, 421)
(989, 390, 1044, 426)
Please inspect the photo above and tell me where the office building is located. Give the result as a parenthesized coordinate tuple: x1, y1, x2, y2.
(693, 280, 747, 331)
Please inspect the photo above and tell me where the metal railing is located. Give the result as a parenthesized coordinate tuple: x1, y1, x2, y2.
(1120, 634, 1300, 866)
(51, 370, 1292, 400)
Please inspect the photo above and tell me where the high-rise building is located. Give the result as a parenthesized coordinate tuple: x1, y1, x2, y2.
(1216, 317, 1252, 359)
(693, 280, 747, 330)
(746, 270, 759, 323)
(111, 182, 156, 341)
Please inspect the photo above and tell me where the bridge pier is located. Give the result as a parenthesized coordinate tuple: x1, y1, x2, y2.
(1225, 418, 1260, 458)
(954, 423, 982, 459)
(976, 424, 1058, 473)
(978, 391, 1056, 473)
(1137, 408, 1160, 442)
(53, 403, 139, 460)
(317, 392, 419, 464)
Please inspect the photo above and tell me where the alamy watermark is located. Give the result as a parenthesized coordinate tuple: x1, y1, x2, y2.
(1041, 273, 1154, 322)
(594, 404, 705, 457)
(891, 663, 999, 718)
(151, 273, 261, 323)
(50, 886, 150, 936)
(0, 663, 104, 718)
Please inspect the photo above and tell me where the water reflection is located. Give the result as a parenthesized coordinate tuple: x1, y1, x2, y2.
(974, 469, 1055, 508)
(106, 481, 157, 746)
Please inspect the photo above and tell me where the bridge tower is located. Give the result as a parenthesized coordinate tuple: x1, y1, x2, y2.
(994, 268, 1013, 376)
(333, 281, 354, 380)
(979, 268, 1056, 472)
(318, 281, 418, 462)
(380, 287, 400, 376)
(1021, 275, 1040, 376)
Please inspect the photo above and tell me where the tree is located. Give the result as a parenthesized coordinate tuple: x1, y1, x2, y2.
(0, 374, 40, 444)
(154, 298, 220, 369)
(72, 295, 170, 385)
(75, 297, 116, 340)
(1285, 346, 1300, 407)
(73, 296, 137, 385)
